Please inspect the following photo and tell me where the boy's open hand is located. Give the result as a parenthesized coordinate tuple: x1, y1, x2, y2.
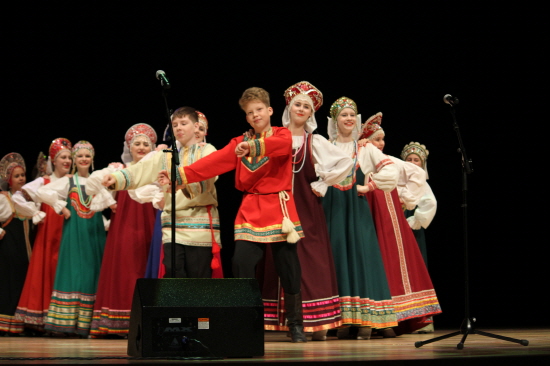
(235, 142, 250, 158)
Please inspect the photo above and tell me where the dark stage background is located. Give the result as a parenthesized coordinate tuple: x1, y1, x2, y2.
(3, 3, 546, 329)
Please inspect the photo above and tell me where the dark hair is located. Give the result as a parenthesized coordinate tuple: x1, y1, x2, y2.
(172, 106, 198, 122)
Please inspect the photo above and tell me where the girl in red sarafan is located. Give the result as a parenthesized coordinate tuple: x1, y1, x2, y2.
(14, 138, 72, 334)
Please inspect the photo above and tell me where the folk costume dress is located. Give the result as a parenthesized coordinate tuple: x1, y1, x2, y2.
(404, 182, 436, 267)
(0, 191, 38, 333)
(366, 156, 442, 333)
(108, 144, 222, 278)
(88, 164, 159, 336)
(260, 132, 353, 332)
(40, 174, 112, 336)
(401, 142, 436, 268)
(14, 175, 65, 329)
(322, 142, 400, 328)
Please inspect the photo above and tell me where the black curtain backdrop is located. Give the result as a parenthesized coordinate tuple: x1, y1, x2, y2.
(3, 3, 546, 329)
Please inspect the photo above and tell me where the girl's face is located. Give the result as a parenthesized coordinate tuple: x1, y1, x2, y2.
(289, 99, 313, 126)
(336, 108, 357, 136)
(195, 124, 207, 142)
(9, 166, 26, 192)
(53, 150, 72, 176)
(370, 133, 385, 151)
(74, 149, 92, 172)
(130, 136, 152, 163)
(405, 154, 423, 168)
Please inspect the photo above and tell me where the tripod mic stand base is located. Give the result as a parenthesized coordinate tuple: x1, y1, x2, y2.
(414, 318, 529, 349)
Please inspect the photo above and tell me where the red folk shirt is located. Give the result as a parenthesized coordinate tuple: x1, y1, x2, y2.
(178, 127, 304, 243)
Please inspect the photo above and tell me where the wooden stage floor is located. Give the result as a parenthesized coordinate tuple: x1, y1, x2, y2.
(0, 327, 548, 365)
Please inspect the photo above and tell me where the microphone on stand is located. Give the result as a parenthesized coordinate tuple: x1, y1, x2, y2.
(156, 70, 171, 89)
(443, 94, 459, 106)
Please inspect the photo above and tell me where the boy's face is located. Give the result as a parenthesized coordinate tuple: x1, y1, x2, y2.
(244, 100, 273, 133)
(172, 116, 198, 147)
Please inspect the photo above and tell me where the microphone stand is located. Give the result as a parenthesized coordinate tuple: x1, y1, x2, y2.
(159, 83, 179, 279)
(415, 100, 529, 349)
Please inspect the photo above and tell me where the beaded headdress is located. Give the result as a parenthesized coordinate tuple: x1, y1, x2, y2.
(35, 151, 48, 178)
(401, 141, 429, 178)
(72, 140, 95, 157)
(47, 138, 72, 176)
(125, 123, 157, 148)
(0, 152, 26, 190)
(330, 96, 357, 120)
(282, 81, 323, 134)
(49, 137, 72, 162)
(121, 123, 157, 164)
(195, 111, 209, 143)
(71, 140, 95, 173)
(284, 81, 323, 111)
(196, 111, 208, 130)
(327, 96, 362, 141)
(360, 112, 384, 140)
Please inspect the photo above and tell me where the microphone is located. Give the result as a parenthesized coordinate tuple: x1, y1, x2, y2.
(156, 70, 171, 89)
(443, 94, 459, 106)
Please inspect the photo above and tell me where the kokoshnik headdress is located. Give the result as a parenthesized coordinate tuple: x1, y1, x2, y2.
(359, 112, 384, 141)
(47, 137, 72, 175)
(35, 151, 48, 179)
(196, 111, 209, 142)
(282, 81, 323, 133)
(401, 141, 430, 178)
(121, 123, 158, 164)
(71, 140, 95, 173)
(327, 96, 362, 141)
(0, 152, 26, 191)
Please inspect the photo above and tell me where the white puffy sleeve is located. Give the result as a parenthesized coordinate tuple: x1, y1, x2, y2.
(12, 191, 46, 224)
(37, 177, 70, 214)
(0, 194, 13, 224)
(86, 165, 122, 197)
(0, 194, 11, 237)
(388, 156, 427, 210)
(360, 144, 399, 192)
(21, 177, 46, 203)
(124, 152, 164, 205)
(310, 135, 354, 197)
(407, 183, 437, 230)
(87, 166, 118, 212)
(128, 183, 163, 206)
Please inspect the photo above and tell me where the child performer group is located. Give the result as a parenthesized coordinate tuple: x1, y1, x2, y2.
(1, 81, 440, 343)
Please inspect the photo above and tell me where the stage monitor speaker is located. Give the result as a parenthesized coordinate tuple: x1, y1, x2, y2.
(127, 278, 264, 358)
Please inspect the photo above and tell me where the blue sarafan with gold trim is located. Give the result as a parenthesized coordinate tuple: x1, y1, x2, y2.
(179, 126, 304, 243)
